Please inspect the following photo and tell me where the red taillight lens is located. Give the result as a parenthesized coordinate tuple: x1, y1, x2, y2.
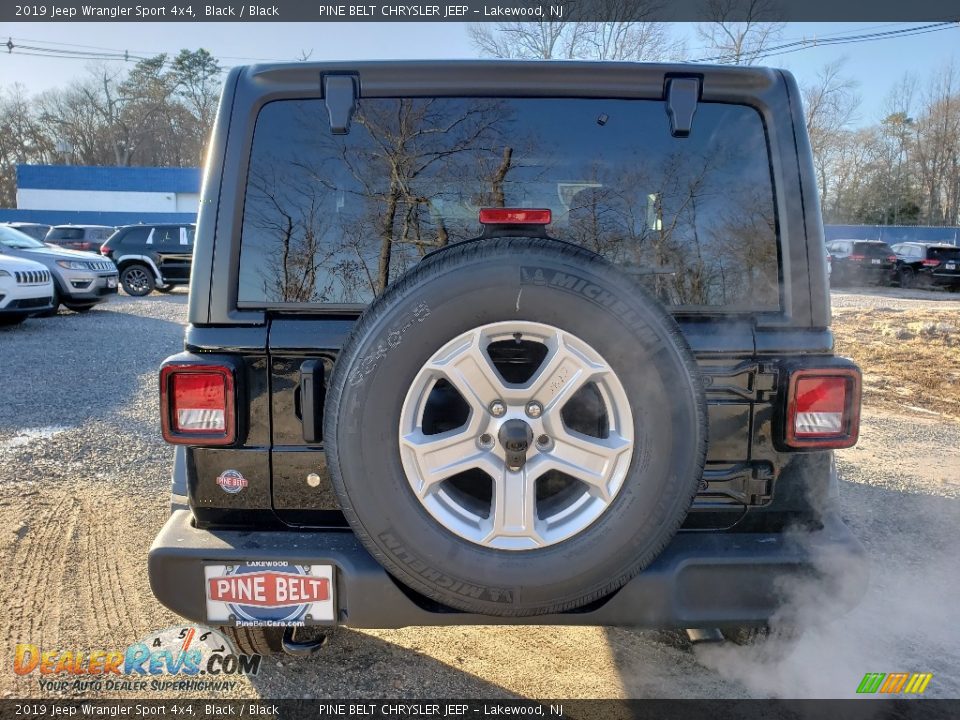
(160, 365, 236, 445)
(785, 369, 861, 449)
(479, 208, 552, 225)
(921, 258, 941, 267)
(848, 254, 866, 261)
(100, 245, 112, 257)
(887, 255, 897, 263)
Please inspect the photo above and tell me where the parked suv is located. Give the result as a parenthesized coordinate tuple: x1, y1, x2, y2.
(891, 242, 960, 290)
(826, 239, 896, 286)
(0, 254, 53, 325)
(45, 224, 115, 252)
(150, 62, 866, 655)
(100, 224, 195, 296)
(0, 225, 118, 314)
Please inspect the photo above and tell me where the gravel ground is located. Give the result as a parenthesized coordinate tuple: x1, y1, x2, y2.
(831, 285, 960, 310)
(0, 290, 957, 700)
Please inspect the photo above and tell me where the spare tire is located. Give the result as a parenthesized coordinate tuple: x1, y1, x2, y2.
(324, 238, 706, 616)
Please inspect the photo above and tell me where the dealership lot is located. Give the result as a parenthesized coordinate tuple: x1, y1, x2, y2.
(1, 290, 958, 699)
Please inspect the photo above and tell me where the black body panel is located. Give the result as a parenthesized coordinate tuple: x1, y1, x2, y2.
(151, 508, 866, 629)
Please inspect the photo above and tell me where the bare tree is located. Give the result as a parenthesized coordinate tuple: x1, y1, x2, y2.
(469, 22, 571, 59)
(695, 0, 784, 64)
(0, 85, 54, 205)
(802, 59, 861, 208)
(469, 1, 680, 62)
(912, 62, 960, 225)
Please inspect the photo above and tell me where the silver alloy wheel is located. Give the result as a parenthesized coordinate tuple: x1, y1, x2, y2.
(399, 321, 634, 551)
(124, 267, 151, 293)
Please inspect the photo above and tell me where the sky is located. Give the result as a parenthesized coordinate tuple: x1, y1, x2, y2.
(0, 21, 957, 125)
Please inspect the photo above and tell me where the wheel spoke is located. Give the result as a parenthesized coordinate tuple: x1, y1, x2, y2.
(427, 333, 504, 412)
(485, 465, 541, 548)
(399, 320, 634, 550)
(521, 333, 607, 411)
(400, 430, 494, 497)
(545, 429, 632, 501)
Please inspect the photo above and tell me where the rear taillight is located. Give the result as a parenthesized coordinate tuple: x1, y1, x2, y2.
(921, 258, 941, 267)
(785, 368, 861, 449)
(160, 364, 236, 445)
(100, 245, 113, 258)
(848, 254, 866, 261)
(887, 255, 897, 263)
(479, 208, 552, 225)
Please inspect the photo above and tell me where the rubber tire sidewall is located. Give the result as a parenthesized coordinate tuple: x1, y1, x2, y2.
(121, 264, 155, 296)
(218, 626, 284, 656)
(324, 239, 706, 616)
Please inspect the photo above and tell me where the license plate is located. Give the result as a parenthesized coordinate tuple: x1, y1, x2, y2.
(947, 263, 957, 270)
(107, 277, 118, 288)
(871, 259, 881, 265)
(204, 562, 334, 624)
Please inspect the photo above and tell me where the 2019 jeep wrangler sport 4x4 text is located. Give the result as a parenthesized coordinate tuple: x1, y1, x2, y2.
(149, 60, 867, 656)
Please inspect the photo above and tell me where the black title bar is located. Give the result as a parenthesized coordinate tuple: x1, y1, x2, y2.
(0, 700, 956, 720)
(3, 0, 960, 22)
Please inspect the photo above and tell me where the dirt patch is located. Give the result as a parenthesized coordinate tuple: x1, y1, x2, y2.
(833, 306, 960, 419)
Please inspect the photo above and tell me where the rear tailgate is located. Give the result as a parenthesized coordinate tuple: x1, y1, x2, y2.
(266, 316, 839, 532)
(929, 247, 960, 278)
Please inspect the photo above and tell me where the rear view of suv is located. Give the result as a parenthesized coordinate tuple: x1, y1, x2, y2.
(826, 239, 897, 286)
(891, 241, 960, 290)
(45, 224, 115, 253)
(149, 62, 866, 655)
(100, 224, 196, 296)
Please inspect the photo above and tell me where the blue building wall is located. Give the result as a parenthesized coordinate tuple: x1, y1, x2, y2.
(0, 209, 196, 226)
(6, 164, 202, 227)
(824, 225, 960, 245)
(17, 165, 201, 193)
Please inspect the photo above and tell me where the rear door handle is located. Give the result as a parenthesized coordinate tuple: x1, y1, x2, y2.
(299, 359, 325, 443)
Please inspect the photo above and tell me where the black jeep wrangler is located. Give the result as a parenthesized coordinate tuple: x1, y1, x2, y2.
(150, 61, 867, 655)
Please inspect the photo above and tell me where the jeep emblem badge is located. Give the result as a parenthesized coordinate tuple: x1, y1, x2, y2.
(216, 469, 248, 494)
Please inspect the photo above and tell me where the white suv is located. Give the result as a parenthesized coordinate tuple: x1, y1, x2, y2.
(0, 255, 54, 326)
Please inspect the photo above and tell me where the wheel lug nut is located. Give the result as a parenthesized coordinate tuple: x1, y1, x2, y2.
(489, 400, 507, 417)
(536, 434, 550, 448)
(478, 433, 494, 449)
(525, 401, 543, 418)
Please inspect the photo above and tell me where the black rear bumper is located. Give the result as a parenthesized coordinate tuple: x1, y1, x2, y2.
(149, 509, 867, 629)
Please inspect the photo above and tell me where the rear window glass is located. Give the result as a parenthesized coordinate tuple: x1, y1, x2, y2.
(152, 227, 180, 246)
(854, 242, 893, 257)
(122, 227, 150, 244)
(49, 227, 84, 240)
(238, 97, 780, 311)
(929, 247, 960, 261)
